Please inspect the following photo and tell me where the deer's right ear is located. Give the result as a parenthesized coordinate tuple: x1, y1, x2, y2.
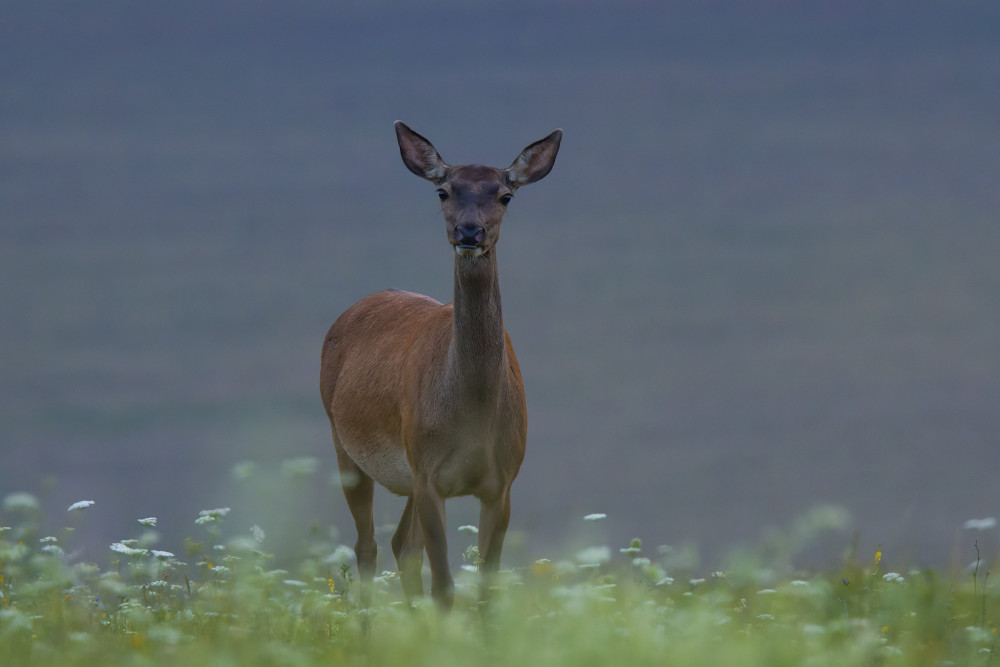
(395, 121, 449, 184)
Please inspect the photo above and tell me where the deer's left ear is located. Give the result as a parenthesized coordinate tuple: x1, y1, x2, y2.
(395, 121, 450, 184)
(505, 129, 562, 188)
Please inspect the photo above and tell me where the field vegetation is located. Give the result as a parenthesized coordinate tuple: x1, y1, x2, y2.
(1, 480, 997, 666)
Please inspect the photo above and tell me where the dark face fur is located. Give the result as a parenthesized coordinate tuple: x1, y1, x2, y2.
(434, 166, 514, 258)
(394, 121, 562, 258)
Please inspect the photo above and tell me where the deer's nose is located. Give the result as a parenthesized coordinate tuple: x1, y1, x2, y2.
(454, 224, 486, 246)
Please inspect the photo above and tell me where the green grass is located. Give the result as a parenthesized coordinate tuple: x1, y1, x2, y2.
(2, 488, 997, 666)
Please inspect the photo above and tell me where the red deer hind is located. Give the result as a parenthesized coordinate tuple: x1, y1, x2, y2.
(320, 122, 562, 611)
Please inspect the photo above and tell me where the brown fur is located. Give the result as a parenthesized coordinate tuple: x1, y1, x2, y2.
(320, 122, 561, 611)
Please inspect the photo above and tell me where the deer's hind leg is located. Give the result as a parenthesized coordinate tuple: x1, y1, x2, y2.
(333, 437, 378, 611)
(391, 496, 425, 603)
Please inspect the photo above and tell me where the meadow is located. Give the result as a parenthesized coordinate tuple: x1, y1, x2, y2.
(2, 471, 997, 667)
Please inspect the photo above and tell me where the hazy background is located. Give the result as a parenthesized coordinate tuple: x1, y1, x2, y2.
(2, 1, 998, 570)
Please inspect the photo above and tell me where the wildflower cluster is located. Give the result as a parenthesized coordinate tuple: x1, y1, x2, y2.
(0, 491, 356, 664)
(0, 491, 998, 666)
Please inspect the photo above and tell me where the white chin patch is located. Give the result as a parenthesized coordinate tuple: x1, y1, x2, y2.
(455, 245, 484, 258)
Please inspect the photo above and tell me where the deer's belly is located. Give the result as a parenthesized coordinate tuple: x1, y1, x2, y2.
(344, 438, 414, 496)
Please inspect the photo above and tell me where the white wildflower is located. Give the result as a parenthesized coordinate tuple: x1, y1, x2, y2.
(283, 579, 308, 587)
(883, 572, 905, 583)
(201, 507, 231, 518)
(575, 545, 611, 565)
(281, 457, 319, 478)
(39, 536, 58, 543)
(332, 470, 360, 489)
(231, 461, 256, 481)
(324, 545, 356, 566)
(67, 500, 96, 512)
(964, 517, 997, 531)
(966, 626, 992, 643)
(68, 631, 95, 645)
(147, 625, 182, 646)
(0, 609, 33, 633)
(457, 525, 478, 535)
(137, 517, 157, 527)
(3, 492, 40, 512)
(196, 507, 231, 524)
(251, 524, 266, 543)
(583, 513, 607, 522)
(373, 571, 397, 585)
(109, 543, 148, 558)
(151, 550, 175, 559)
(227, 536, 260, 553)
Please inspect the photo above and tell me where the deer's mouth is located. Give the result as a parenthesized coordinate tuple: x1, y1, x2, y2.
(454, 244, 485, 258)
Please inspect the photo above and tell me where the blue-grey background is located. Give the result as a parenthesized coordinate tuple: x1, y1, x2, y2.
(2, 1, 998, 569)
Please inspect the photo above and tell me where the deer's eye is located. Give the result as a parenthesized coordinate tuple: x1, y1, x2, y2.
(499, 193, 513, 206)
(436, 189, 449, 202)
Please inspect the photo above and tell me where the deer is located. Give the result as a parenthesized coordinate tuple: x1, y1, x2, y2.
(320, 121, 562, 613)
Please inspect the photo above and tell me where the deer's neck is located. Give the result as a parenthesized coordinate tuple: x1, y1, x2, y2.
(449, 250, 507, 401)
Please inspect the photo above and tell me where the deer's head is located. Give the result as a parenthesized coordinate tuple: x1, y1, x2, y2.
(395, 121, 562, 258)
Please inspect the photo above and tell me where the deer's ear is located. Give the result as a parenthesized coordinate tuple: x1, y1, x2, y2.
(506, 129, 562, 188)
(395, 121, 449, 184)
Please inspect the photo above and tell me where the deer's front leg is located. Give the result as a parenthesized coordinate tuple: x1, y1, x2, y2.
(412, 474, 454, 611)
(476, 490, 511, 602)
